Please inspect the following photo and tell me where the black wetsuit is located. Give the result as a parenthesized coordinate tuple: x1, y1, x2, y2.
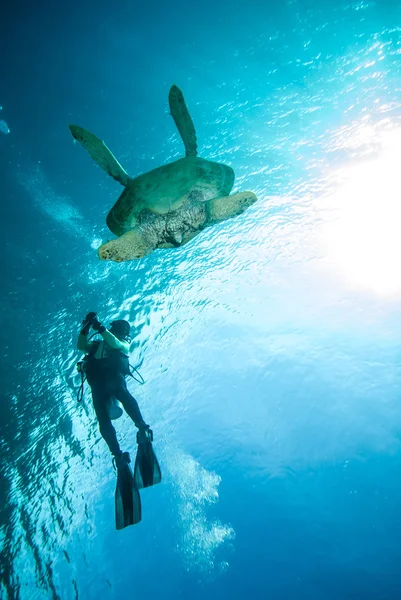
(85, 343, 147, 456)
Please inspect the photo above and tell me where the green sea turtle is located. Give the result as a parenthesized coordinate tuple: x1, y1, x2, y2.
(69, 85, 257, 262)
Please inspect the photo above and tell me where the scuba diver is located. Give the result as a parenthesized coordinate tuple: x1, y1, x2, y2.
(77, 312, 161, 528)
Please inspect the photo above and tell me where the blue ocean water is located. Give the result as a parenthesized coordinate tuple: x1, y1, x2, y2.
(1, 0, 401, 598)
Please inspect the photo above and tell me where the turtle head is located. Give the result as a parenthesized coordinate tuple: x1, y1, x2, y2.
(97, 229, 154, 262)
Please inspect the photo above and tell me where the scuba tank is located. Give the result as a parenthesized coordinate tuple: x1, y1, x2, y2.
(108, 397, 123, 420)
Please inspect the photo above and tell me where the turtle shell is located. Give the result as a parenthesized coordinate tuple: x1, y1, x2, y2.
(106, 156, 234, 236)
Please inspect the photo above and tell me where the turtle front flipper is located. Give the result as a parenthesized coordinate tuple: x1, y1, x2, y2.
(69, 125, 131, 187)
(205, 191, 257, 226)
(168, 85, 198, 157)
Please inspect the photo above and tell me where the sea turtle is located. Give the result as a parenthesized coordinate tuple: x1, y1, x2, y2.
(69, 85, 257, 262)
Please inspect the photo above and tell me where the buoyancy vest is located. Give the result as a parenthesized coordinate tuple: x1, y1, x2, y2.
(83, 340, 130, 378)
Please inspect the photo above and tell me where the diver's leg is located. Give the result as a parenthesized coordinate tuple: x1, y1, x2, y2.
(115, 375, 149, 431)
(90, 384, 121, 457)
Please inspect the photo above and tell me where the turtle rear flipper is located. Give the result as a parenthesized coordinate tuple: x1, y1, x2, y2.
(169, 85, 198, 157)
(205, 191, 257, 226)
(69, 125, 131, 187)
(98, 224, 157, 262)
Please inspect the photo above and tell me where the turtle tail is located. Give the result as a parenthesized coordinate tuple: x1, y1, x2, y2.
(168, 85, 198, 157)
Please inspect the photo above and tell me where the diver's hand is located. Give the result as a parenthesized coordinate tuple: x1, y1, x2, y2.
(92, 316, 106, 333)
(80, 311, 97, 335)
(84, 311, 97, 325)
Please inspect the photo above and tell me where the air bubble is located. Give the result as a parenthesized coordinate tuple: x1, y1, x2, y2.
(0, 119, 10, 135)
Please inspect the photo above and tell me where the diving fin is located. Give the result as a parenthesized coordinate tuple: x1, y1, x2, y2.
(134, 429, 162, 489)
(114, 452, 142, 530)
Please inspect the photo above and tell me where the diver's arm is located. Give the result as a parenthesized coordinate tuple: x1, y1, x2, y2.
(77, 312, 97, 352)
(77, 333, 92, 352)
(101, 330, 129, 355)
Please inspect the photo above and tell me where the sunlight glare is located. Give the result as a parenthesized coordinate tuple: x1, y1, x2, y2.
(320, 127, 401, 295)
